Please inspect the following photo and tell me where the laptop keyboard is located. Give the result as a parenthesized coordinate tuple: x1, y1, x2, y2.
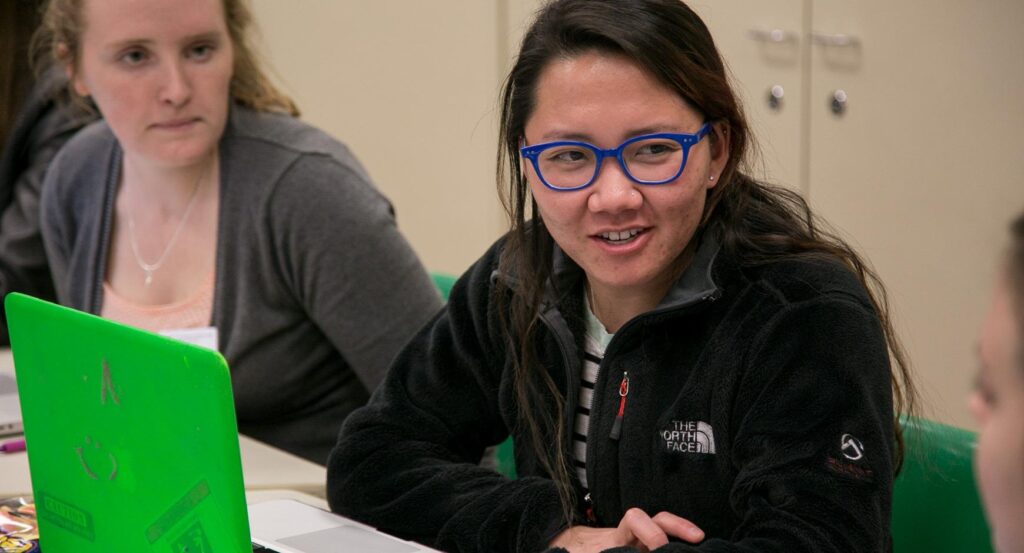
(252, 542, 282, 552)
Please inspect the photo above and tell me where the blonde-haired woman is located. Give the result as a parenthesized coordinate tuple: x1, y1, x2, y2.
(35, 0, 441, 464)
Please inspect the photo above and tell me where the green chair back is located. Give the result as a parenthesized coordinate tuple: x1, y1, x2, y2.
(430, 272, 458, 301)
(892, 416, 992, 552)
(495, 436, 517, 479)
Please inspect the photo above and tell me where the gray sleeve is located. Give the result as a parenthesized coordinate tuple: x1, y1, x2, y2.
(38, 145, 72, 306)
(266, 153, 443, 391)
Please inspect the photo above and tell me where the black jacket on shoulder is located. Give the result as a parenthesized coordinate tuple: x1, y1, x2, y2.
(0, 68, 94, 343)
(327, 233, 895, 553)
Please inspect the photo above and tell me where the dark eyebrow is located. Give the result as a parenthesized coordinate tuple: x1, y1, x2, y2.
(538, 130, 593, 143)
(538, 124, 698, 144)
(627, 124, 689, 136)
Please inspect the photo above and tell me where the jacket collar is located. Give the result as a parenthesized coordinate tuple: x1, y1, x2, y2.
(545, 231, 722, 313)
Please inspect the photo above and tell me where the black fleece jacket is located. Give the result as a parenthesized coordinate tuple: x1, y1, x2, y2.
(327, 234, 896, 553)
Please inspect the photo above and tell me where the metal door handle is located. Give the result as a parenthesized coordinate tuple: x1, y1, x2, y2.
(830, 89, 848, 116)
(767, 85, 785, 111)
(810, 32, 861, 47)
(747, 28, 798, 43)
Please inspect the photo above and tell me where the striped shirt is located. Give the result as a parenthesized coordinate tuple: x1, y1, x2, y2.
(573, 295, 613, 490)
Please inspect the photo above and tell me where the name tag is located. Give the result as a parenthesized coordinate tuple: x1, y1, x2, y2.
(160, 326, 219, 351)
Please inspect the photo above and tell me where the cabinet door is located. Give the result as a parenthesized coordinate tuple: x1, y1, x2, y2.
(692, 0, 806, 193)
(808, 0, 1024, 427)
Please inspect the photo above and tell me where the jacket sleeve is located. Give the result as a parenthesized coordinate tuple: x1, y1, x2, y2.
(591, 296, 897, 553)
(37, 141, 75, 308)
(722, 297, 895, 552)
(0, 98, 85, 341)
(265, 153, 443, 392)
(327, 246, 568, 553)
(0, 132, 58, 320)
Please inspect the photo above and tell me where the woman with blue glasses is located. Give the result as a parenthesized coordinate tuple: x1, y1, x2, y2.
(328, 0, 916, 551)
(519, 123, 712, 192)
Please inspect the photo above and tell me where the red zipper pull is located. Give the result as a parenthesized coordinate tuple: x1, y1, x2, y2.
(610, 371, 629, 440)
(583, 493, 597, 524)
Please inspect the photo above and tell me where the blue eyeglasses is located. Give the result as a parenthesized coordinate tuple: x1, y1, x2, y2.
(520, 122, 711, 191)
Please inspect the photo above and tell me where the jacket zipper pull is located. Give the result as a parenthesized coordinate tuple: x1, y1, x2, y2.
(609, 371, 629, 440)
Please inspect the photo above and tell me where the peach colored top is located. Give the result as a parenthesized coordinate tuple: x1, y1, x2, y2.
(100, 273, 215, 333)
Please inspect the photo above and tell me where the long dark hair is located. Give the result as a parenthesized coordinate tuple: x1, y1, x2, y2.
(496, 0, 917, 523)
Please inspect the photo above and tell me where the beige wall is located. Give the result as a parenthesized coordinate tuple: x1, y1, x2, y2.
(250, 1, 509, 276)
(249, 1, 1024, 431)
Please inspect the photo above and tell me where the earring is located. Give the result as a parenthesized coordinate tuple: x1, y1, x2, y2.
(709, 175, 716, 181)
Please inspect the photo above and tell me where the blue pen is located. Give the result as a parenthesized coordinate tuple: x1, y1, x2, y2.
(0, 438, 26, 453)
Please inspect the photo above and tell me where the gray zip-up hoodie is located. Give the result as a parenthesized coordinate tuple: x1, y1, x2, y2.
(39, 105, 442, 464)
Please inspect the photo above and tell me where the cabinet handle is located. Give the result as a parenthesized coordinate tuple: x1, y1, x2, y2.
(767, 85, 785, 111)
(830, 89, 848, 116)
(810, 32, 861, 47)
(747, 28, 798, 43)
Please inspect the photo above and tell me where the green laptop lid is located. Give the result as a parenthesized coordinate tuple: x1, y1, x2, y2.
(5, 293, 251, 553)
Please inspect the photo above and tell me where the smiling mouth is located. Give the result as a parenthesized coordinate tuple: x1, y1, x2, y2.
(597, 228, 646, 244)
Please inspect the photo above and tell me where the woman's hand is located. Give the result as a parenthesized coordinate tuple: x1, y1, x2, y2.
(549, 508, 704, 552)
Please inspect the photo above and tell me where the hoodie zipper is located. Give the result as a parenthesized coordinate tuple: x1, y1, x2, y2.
(609, 371, 629, 440)
(583, 493, 597, 524)
(536, 288, 719, 526)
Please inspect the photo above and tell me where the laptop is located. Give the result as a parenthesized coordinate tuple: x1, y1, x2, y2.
(5, 293, 438, 553)
(0, 372, 23, 437)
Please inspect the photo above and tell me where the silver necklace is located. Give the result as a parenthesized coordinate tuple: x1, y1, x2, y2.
(126, 166, 206, 286)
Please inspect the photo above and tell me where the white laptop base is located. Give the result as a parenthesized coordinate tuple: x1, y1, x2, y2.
(249, 500, 440, 553)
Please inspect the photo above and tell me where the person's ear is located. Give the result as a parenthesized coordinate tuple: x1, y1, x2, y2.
(706, 121, 730, 186)
(58, 44, 89, 97)
(70, 71, 90, 97)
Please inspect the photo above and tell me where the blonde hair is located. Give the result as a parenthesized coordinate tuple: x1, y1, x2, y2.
(32, 0, 299, 116)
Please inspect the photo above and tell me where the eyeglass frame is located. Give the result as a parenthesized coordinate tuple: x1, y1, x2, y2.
(519, 122, 712, 192)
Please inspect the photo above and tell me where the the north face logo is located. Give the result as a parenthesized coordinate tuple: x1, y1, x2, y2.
(661, 420, 716, 454)
(840, 434, 865, 461)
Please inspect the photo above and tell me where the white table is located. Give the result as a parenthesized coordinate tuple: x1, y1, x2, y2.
(0, 349, 327, 498)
